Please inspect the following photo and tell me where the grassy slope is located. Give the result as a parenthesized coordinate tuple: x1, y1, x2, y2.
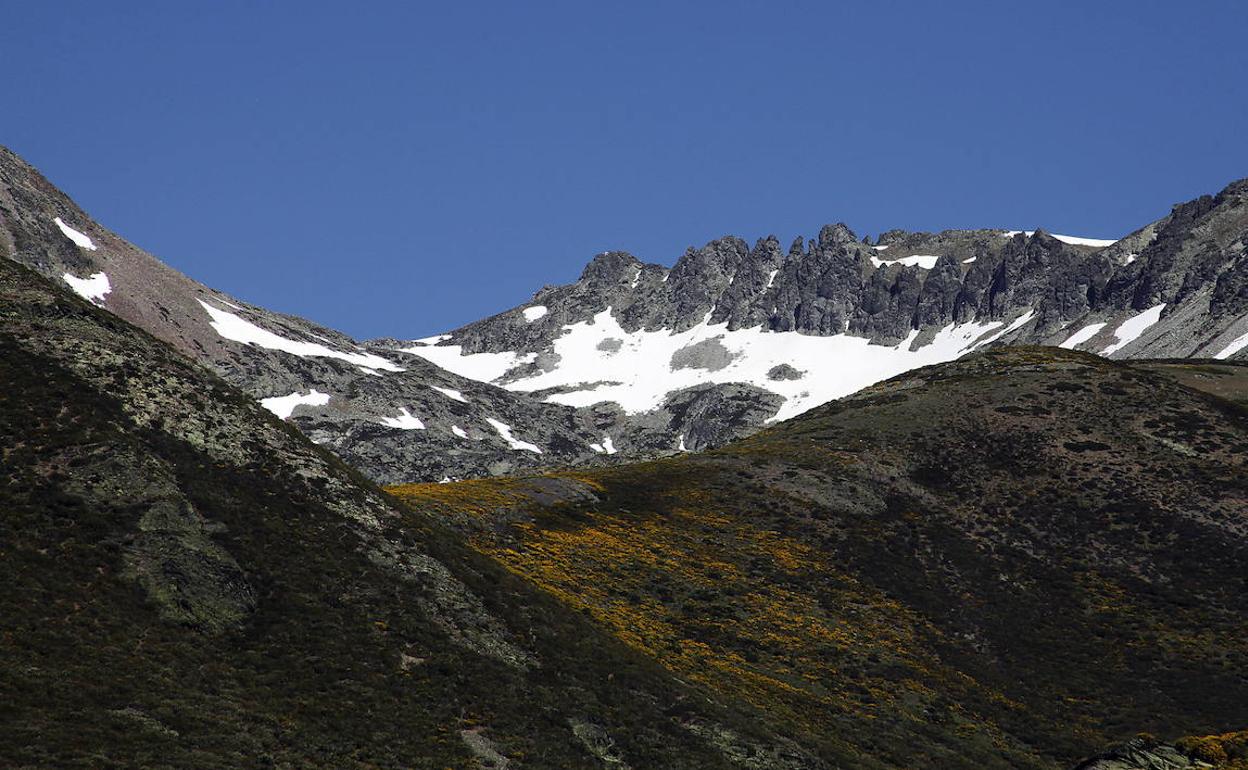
(0, 259, 796, 769)
(391, 347, 1248, 769)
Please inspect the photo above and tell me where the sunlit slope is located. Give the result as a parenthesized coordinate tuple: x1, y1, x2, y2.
(390, 347, 1248, 769)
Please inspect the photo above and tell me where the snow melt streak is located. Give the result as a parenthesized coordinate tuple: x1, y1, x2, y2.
(199, 300, 403, 372)
(54, 217, 97, 250)
(486, 418, 542, 453)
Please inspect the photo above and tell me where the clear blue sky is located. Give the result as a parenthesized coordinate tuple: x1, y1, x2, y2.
(3, 1, 1246, 338)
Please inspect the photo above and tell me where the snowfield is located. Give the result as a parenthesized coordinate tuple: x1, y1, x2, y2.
(408, 307, 1036, 422)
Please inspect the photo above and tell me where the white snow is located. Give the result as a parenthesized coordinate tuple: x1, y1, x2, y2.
(962, 257, 977, 264)
(677, 434, 688, 452)
(588, 442, 603, 453)
(872, 245, 890, 251)
(410, 334, 452, 346)
(630, 268, 642, 288)
(599, 435, 616, 455)
(380, 408, 425, 430)
(766, 269, 779, 288)
(871, 254, 941, 269)
(1122, 253, 1139, 265)
(1002, 230, 1117, 248)
(198, 300, 403, 371)
(522, 306, 548, 322)
(1101, 304, 1166, 355)
(62, 272, 111, 305)
(451, 425, 470, 439)
(1058, 322, 1107, 350)
(1214, 330, 1248, 360)
(54, 217, 97, 250)
(485, 418, 542, 453)
(358, 367, 383, 376)
(431, 385, 468, 402)
(260, 389, 330, 419)
(425, 306, 1036, 423)
(402, 343, 535, 382)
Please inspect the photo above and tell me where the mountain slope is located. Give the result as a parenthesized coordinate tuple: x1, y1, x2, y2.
(390, 347, 1248, 768)
(0, 257, 828, 769)
(0, 146, 614, 483)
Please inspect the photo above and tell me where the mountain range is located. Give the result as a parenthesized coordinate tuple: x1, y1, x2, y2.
(4, 145, 1246, 484)
(2, 145, 1246, 767)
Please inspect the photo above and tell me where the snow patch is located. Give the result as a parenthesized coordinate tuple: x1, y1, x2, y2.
(1101, 304, 1166, 355)
(871, 254, 941, 269)
(260, 389, 330, 419)
(54, 217, 97, 250)
(380, 408, 425, 430)
(358, 366, 383, 377)
(872, 245, 890, 251)
(62, 272, 111, 305)
(766, 269, 779, 288)
(486, 418, 542, 453)
(1002, 230, 1117, 248)
(199, 300, 404, 371)
(1214, 330, 1248, 360)
(1058, 322, 1107, 350)
(677, 434, 688, 452)
(431, 385, 468, 402)
(402, 343, 536, 382)
(451, 425, 470, 439)
(962, 257, 977, 264)
(600, 435, 616, 455)
(522, 306, 548, 322)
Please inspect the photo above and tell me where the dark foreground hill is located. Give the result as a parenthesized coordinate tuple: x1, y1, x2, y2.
(390, 347, 1248, 768)
(0, 259, 819, 768)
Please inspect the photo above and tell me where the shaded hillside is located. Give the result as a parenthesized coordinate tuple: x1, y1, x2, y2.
(0, 258, 822, 768)
(391, 347, 1248, 769)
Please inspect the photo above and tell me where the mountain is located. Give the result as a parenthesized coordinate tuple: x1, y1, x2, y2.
(4, 229, 1245, 766)
(389, 347, 1248, 768)
(4, 144, 1246, 485)
(403, 182, 1248, 457)
(0, 146, 613, 483)
(0, 256, 831, 769)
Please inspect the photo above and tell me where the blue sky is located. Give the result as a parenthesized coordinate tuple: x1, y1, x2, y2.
(3, 1, 1246, 338)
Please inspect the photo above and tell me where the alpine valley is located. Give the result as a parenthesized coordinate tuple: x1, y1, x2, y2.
(2, 144, 1247, 769)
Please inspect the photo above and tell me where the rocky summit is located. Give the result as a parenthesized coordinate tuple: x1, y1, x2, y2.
(3, 145, 1246, 484)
